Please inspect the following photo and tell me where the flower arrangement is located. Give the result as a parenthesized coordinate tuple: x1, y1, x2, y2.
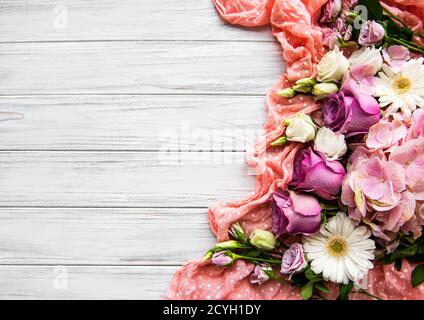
(200, 0, 424, 300)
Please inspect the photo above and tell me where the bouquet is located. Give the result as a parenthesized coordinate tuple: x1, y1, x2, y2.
(200, 0, 424, 300)
(167, 0, 424, 300)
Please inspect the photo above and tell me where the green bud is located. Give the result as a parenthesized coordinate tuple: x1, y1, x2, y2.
(229, 222, 246, 242)
(312, 82, 339, 98)
(270, 136, 288, 147)
(293, 84, 312, 93)
(201, 250, 214, 262)
(278, 88, 296, 98)
(214, 240, 245, 250)
(249, 229, 277, 251)
(295, 77, 316, 87)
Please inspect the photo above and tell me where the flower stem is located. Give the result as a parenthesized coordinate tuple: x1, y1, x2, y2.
(383, 8, 408, 28)
(233, 254, 281, 265)
(385, 36, 424, 54)
(352, 289, 384, 300)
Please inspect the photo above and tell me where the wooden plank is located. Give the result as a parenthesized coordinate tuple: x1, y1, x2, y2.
(0, 265, 177, 299)
(0, 95, 265, 151)
(0, 0, 273, 42)
(0, 207, 215, 265)
(0, 41, 283, 95)
(0, 151, 255, 207)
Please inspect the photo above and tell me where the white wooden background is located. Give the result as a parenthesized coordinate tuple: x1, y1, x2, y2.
(0, 0, 283, 299)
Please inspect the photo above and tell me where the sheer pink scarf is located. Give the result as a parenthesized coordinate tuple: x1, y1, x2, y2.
(167, 0, 424, 300)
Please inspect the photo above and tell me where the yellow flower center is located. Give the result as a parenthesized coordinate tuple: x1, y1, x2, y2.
(391, 76, 412, 94)
(327, 236, 349, 258)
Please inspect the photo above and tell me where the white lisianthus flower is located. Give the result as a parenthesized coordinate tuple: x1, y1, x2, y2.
(285, 113, 317, 143)
(314, 127, 347, 160)
(317, 46, 350, 83)
(348, 46, 383, 76)
(303, 212, 375, 285)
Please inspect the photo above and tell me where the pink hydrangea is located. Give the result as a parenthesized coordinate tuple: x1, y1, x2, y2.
(366, 118, 408, 151)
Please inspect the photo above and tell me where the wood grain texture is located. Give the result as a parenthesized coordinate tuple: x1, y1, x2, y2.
(0, 266, 177, 299)
(0, 0, 273, 42)
(0, 95, 265, 151)
(0, 41, 283, 95)
(0, 151, 255, 207)
(0, 208, 215, 265)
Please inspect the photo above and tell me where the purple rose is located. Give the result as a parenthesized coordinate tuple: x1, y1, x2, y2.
(319, 0, 342, 23)
(358, 20, 385, 46)
(322, 77, 381, 137)
(272, 190, 321, 236)
(289, 147, 346, 200)
(281, 243, 308, 277)
(211, 251, 233, 267)
(249, 264, 273, 285)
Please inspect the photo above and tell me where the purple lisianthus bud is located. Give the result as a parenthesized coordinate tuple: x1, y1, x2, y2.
(212, 251, 233, 267)
(289, 147, 346, 200)
(281, 243, 308, 277)
(322, 77, 381, 137)
(250, 264, 273, 285)
(320, 0, 343, 23)
(272, 190, 321, 236)
(358, 20, 385, 46)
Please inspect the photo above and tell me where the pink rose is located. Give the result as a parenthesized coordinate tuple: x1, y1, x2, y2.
(319, 0, 342, 23)
(271, 190, 321, 236)
(289, 147, 346, 200)
(280, 243, 307, 277)
(366, 118, 407, 151)
(358, 20, 385, 46)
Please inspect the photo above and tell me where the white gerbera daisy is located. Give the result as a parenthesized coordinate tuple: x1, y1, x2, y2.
(302, 212, 375, 285)
(374, 57, 424, 118)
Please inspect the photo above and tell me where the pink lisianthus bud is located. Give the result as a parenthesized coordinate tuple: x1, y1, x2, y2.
(250, 264, 273, 285)
(280, 243, 308, 278)
(211, 251, 234, 267)
(358, 20, 385, 46)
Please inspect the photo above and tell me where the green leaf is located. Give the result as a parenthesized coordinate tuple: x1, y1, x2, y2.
(339, 281, 354, 300)
(391, 244, 417, 261)
(412, 265, 424, 288)
(386, 19, 414, 41)
(244, 249, 261, 258)
(300, 281, 315, 300)
(305, 268, 320, 281)
(315, 282, 330, 294)
(359, 0, 383, 21)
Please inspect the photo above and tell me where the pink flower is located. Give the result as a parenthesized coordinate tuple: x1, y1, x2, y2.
(376, 191, 416, 232)
(341, 154, 406, 217)
(289, 147, 346, 200)
(390, 138, 424, 200)
(250, 264, 273, 285)
(358, 20, 385, 46)
(319, 0, 342, 23)
(271, 190, 321, 236)
(211, 251, 233, 266)
(280, 243, 307, 278)
(382, 45, 410, 72)
(401, 202, 424, 239)
(408, 108, 424, 139)
(366, 118, 407, 151)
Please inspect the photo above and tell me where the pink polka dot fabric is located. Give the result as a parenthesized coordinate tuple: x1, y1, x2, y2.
(166, 0, 424, 300)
